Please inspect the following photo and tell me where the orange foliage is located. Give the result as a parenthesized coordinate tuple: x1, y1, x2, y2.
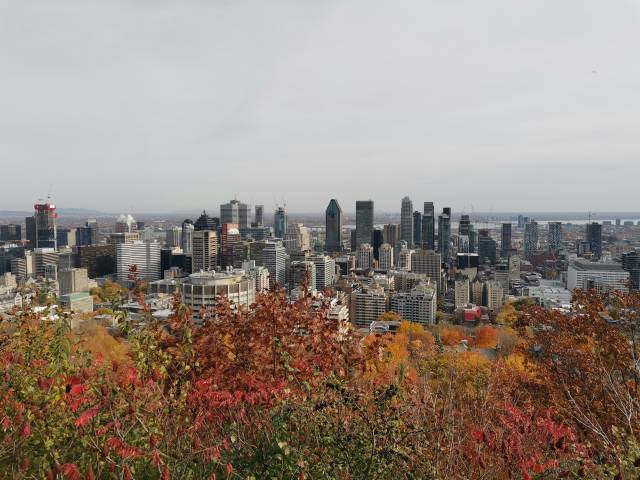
(474, 325, 498, 349)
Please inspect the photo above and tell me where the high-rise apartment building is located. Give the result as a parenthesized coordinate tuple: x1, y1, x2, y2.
(390, 282, 437, 326)
(355, 200, 374, 248)
(400, 197, 414, 247)
(350, 285, 386, 327)
(325, 199, 343, 253)
(192, 230, 218, 272)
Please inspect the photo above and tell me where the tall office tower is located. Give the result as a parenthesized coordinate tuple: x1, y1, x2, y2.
(586, 222, 603, 258)
(622, 251, 640, 290)
(262, 240, 286, 288)
(192, 229, 218, 272)
(76, 219, 98, 246)
(413, 211, 422, 247)
(221, 199, 250, 230)
(194, 211, 219, 231)
(325, 199, 343, 253)
(400, 196, 414, 247)
(34, 202, 57, 249)
(437, 208, 451, 264)
(383, 223, 400, 247)
(115, 214, 137, 234)
(411, 249, 442, 294)
(477, 233, 497, 265)
(524, 221, 539, 260)
(379, 243, 394, 270)
(116, 241, 161, 283)
(355, 200, 374, 248)
(422, 202, 435, 250)
(517, 215, 525, 229)
(372, 228, 384, 261)
(181, 219, 194, 254)
(166, 226, 182, 248)
(221, 224, 241, 267)
(458, 214, 475, 252)
(0, 224, 21, 242)
(59, 268, 89, 296)
(356, 243, 374, 270)
(25, 216, 37, 246)
(501, 223, 512, 255)
(548, 222, 563, 254)
(254, 205, 264, 226)
(274, 206, 288, 239)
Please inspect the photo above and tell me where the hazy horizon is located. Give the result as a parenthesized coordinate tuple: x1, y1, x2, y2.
(2, 0, 639, 212)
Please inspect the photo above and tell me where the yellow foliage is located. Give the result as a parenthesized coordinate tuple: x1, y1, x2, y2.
(77, 320, 129, 364)
(496, 302, 518, 326)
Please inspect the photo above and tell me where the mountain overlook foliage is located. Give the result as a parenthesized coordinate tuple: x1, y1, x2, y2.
(1, 288, 640, 479)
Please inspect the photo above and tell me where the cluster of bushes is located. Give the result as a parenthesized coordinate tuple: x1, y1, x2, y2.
(1, 288, 640, 479)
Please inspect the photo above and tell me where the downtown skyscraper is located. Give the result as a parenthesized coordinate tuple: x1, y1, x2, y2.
(355, 200, 374, 248)
(325, 199, 343, 253)
(422, 202, 435, 250)
(548, 222, 562, 255)
(400, 196, 414, 247)
(274, 206, 287, 239)
(438, 207, 451, 264)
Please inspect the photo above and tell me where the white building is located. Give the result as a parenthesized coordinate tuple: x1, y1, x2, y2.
(567, 258, 629, 292)
(350, 285, 387, 327)
(309, 254, 336, 290)
(379, 243, 394, 270)
(262, 240, 287, 288)
(182, 270, 255, 321)
(116, 241, 161, 283)
(283, 223, 311, 253)
(454, 278, 470, 308)
(390, 281, 437, 325)
(242, 260, 270, 292)
(356, 243, 374, 270)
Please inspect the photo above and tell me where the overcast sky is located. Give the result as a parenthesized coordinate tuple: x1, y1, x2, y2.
(1, 0, 639, 214)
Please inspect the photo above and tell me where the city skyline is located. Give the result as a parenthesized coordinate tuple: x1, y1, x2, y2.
(2, 1, 639, 212)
